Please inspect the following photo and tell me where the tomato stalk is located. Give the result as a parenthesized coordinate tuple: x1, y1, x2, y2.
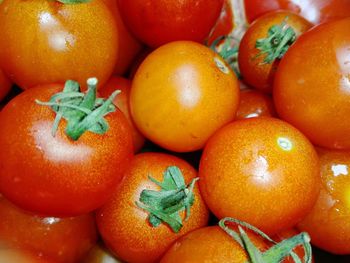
(56, 0, 91, 4)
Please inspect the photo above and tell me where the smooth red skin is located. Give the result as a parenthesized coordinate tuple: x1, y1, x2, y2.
(298, 149, 350, 254)
(244, 0, 350, 25)
(0, 69, 12, 102)
(100, 77, 145, 153)
(0, 197, 97, 263)
(0, 0, 118, 90)
(117, 0, 224, 48)
(238, 11, 312, 93)
(0, 84, 134, 216)
(96, 153, 209, 263)
(274, 18, 350, 150)
(199, 118, 320, 235)
(236, 89, 277, 120)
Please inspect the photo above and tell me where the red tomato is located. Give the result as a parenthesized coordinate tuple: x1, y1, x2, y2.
(0, 83, 133, 216)
(298, 149, 350, 254)
(130, 41, 239, 152)
(117, 0, 224, 48)
(199, 117, 320, 235)
(0, 69, 11, 102)
(100, 77, 145, 152)
(274, 18, 350, 150)
(0, 196, 97, 263)
(96, 153, 209, 263)
(0, 0, 118, 90)
(238, 11, 312, 93)
(244, 0, 350, 25)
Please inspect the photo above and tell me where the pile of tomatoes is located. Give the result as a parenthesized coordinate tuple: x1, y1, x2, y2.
(0, 0, 350, 262)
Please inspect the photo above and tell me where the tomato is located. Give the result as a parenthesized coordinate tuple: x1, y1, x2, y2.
(244, 0, 350, 25)
(236, 89, 277, 120)
(0, 196, 97, 263)
(297, 149, 350, 254)
(0, 69, 11, 102)
(96, 152, 209, 263)
(0, 0, 118, 90)
(130, 41, 239, 152)
(274, 18, 350, 150)
(199, 117, 320, 235)
(117, 0, 224, 48)
(0, 81, 133, 216)
(81, 244, 121, 263)
(238, 11, 312, 93)
(0, 249, 55, 263)
(100, 77, 145, 152)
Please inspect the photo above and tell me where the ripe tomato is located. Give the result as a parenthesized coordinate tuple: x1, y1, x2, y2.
(236, 89, 277, 120)
(274, 18, 350, 150)
(0, 196, 97, 263)
(0, 69, 11, 102)
(0, 82, 133, 216)
(117, 0, 224, 48)
(199, 117, 320, 235)
(100, 77, 145, 152)
(96, 152, 209, 263)
(0, 0, 118, 90)
(238, 11, 312, 93)
(297, 149, 350, 254)
(130, 41, 239, 152)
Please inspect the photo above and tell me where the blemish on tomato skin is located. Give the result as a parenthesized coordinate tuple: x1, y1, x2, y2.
(214, 57, 229, 74)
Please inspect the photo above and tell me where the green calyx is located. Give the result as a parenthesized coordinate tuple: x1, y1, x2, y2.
(56, 0, 91, 4)
(219, 217, 313, 263)
(255, 18, 297, 64)
(36, 78, 119, 141)
(136, 166, 199, 233)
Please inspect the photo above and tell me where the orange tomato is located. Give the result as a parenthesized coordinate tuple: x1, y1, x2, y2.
(130, 41, 239, 152)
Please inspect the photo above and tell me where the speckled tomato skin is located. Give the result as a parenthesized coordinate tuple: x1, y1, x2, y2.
(0, 0, 118, 90)
(160, 226, 268, 263)
(130, 41, 240, 153)
(238, 11, 312, 93)
(274, 18, 350, 150)
(0, 85, 134, 216)
(199, 117, 320, 235)
(298, 149, 350, 254)
(96, 153, 209, 263)
(0, 69, 11, 102)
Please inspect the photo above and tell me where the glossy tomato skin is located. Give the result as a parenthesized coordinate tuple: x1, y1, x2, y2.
(100, 77, 145, 153)
(238, 11, 312, 93)
(199, 117, 320, 235)
(297, 149, 350, 254)
(0, 0, 118, 90)
(244, 0, 350, 25)
(0, 84, 134, 216)
(0, 196, 97, 263)
(0, 69, 11, 102)
(130, 41, 239, 152)
(96, 153, 209, 263)
(117, 0, 224, 48)
(274, 18, 350, 150)
(160, 226, 268, 263)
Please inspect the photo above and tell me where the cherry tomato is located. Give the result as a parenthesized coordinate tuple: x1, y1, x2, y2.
(199, 117, 320, 235)
(0, 0, 118, 90)
(96, 152, 209, 263)
(0, 69, 11, 102)
(0, 196, 97, 263)
(130, 41, 239, 152)
(100, 77, 145, 152)
(0, 83, 133, 216)
(274, 18, 350, 150)
(117, 0, 224, 48)
(238, 11, 312, 93)
(297, 148, 350, 254)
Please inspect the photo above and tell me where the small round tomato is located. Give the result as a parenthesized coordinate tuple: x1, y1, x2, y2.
(117, 0, 224, 48)
(0, 81, 133, 216)
(238, 11, 312, 93)
(100, 77, 145, 152)
(130, 41, 239, 152)
(0, 69, 11, 102)
(0, 196, 97, 263)
(199, 117, 320, 235)
(0, 0, 118, 90)
(297, 149, 350, 254)
(96, 152, 209, 263)
(236, 89, 277, 120)
(274, 18, 350, 150)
